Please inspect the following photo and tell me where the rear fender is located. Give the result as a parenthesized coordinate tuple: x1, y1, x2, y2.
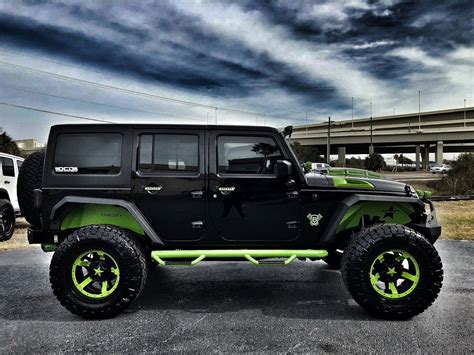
(61, 204, 145, 236)
(50, 196, 163, 245)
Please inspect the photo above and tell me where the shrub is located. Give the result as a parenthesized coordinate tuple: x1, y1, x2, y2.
(433, 153, 474, 195)
(365, 153, 385, 172)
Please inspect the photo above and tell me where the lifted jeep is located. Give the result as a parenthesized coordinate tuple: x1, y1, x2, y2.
(20, 124, 443, 319)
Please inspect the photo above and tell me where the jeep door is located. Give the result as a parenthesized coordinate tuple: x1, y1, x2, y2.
(208, 130, 301, 242)
(132, 129, 206, 242)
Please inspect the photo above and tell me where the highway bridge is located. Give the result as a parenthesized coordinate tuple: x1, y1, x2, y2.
(291, 106, 474, 170)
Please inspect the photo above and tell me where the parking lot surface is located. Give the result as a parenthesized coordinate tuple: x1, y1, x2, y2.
(0, 240, 472, 353)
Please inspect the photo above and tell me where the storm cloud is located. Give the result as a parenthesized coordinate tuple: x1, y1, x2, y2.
(0, 0, 472, 141)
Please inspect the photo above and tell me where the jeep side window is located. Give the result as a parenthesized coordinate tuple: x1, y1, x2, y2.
(217, 135, 284, 175)
(1, 157, 15, 177)
(54, 133, 122, 174)
(138, 134, 198, 174)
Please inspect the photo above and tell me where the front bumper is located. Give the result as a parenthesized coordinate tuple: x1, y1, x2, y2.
(412, 200, 441, 244)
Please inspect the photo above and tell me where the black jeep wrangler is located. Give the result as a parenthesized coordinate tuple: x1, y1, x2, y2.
(19, 124, 443, 319)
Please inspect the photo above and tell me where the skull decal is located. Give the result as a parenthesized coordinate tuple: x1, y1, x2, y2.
(307, 213, 323, 227)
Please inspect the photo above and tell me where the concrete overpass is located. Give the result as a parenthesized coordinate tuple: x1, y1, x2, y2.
(291, 106, 474, 170)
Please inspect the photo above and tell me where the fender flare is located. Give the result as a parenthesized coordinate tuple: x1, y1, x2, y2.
(50, 196, 163, 245)
(319, 194, 424, 244)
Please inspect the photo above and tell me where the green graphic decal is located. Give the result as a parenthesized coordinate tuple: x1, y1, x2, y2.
(369, 249, 420, 299)
(71, 250, 120, 299)
(328, 168, 384, 180)
(61, 204, 144, 235)
(332, 176, 375, 189)
(336, 202, 414, 233)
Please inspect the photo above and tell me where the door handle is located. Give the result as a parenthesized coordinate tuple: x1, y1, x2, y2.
(190, 191, 204, 199)
(143, 185, 163, 194)
(191, 221, 204, 229)
(4, 181, 10, 184)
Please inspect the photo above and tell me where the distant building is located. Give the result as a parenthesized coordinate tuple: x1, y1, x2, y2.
(14, 139, 45, 156)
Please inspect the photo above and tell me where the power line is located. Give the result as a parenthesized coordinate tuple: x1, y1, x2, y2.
(0, 101, 116, 123)
(0, 48, 306, 116)
(1, 61, 318, 124)
(3, 85, 206, 122)
(1, 60, 300, 120)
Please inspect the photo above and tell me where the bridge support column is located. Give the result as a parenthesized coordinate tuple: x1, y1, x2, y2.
(338, 147, 346, 167)
(415, 145, 421, 171)
(436, 141, 444, 165)
(422, 144, 430, 171)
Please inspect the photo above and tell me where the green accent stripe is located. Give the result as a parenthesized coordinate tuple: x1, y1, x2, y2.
(151, 249, 328, 266)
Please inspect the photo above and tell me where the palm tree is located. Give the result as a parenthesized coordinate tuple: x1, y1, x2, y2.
(0, 132, 20, 156)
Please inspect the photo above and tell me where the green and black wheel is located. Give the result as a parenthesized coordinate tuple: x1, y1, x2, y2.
(341, 224, 443, 319)
(0, 199, 15, 242)
(50, 225, 148, 319)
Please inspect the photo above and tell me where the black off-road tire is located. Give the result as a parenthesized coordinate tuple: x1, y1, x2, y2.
(0, 199, 15, 241)
(323, 249, 343, 269)
(50, 225, 148, 319)
(17, 150, 45, 226)
(341, 224, 443, 319)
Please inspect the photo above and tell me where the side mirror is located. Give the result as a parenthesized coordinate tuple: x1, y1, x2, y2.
(276, 160, 292, 179)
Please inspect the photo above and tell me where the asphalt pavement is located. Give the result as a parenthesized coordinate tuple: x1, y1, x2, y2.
(0, 240, 472, 353)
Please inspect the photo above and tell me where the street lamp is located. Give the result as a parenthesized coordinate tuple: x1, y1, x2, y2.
(418, 90, 421, 131)
(369, 102, 373, 154)
(464, 99, 467, 128)
(351, 97, 354, 129)
(327, 116, 331, 163)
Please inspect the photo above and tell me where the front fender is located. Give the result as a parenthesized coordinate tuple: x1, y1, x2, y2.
(319, 194, 425, 245)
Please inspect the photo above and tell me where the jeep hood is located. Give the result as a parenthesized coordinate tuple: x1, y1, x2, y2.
(305, 172, 408, 194)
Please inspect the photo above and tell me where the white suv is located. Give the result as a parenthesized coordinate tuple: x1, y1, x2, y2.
(0, 153, 24, 241)
(311, 162, 331, 173)
(0, 152, 24, 212)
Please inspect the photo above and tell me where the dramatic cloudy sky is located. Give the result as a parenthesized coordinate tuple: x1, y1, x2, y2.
(0, 0, 472, 142)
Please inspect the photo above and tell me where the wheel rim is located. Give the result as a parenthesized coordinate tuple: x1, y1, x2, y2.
(0, 206, 14, 236)
(369, 249, 420, 299)
(71, 250, 120, 299)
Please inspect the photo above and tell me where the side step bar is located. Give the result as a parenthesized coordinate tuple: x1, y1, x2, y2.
(151, 249, 328, 266)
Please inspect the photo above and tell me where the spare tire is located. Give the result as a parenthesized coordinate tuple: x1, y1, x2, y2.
(18, 150, 45, 226)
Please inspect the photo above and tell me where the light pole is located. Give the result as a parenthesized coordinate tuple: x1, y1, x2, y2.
(369, 102, 374, 154)
(418, 90, 421, 131)
(327, 116, 331, 164)
(215, 107, 218, 124)
(351, 97, 354, 129)
(464, 99, 467, 128)
(305, 111, 308, 135)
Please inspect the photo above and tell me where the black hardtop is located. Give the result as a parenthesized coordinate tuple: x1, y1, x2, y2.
(50, 123, 281, 133)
